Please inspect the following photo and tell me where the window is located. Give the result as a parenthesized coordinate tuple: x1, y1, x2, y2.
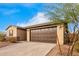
(9, 30, 13, 36)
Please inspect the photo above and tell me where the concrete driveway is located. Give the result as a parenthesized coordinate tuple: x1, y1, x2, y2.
(0, 42, 56, 56)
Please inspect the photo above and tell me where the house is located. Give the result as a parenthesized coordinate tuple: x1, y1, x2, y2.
(6, 22, 65, 45)
(6, 25, 26, 41)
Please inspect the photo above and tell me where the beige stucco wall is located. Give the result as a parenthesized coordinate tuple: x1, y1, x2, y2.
(6, 26, 17, 37)
(17, 29, 26, 41)
(26, 29, 31, 42)
(57, 24, 64, 45)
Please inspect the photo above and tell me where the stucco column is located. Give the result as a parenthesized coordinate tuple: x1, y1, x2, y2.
(57, 24, 64, 45)
(27, 29, 31, 42)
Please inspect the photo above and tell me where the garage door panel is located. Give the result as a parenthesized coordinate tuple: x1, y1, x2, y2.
(31, 27, 57, 43)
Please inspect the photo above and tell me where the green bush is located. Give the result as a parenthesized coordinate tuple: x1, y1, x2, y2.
(6, 37, 17, 43)
(74, 41, 79, 52)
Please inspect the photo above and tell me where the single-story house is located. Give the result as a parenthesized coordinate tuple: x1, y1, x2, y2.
(6, 22, 65, 45)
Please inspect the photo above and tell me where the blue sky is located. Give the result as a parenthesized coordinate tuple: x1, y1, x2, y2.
(0, 3, 49, 31)
(0, 3, 74, 32)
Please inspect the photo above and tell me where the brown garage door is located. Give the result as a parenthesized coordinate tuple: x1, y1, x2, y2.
(31, 27, 57, 43)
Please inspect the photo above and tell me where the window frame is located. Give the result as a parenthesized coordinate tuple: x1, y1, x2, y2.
(9, 29, 13, 36)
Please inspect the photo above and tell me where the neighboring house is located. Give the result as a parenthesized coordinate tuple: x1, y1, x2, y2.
(6, 22, 65, 45)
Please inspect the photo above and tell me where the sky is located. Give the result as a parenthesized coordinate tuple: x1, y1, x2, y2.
(0, 3, 74, 32)
(0, 3, 50, 31)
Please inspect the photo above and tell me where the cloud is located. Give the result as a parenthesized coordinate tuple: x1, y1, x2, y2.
(21, 3, 35, 7)
(3, 9, 20, 15)
(17, 12, 49, 27)
(17, 22, 27, 27)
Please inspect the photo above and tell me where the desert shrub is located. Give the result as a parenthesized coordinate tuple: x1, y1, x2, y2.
(74, 41, 79, 52)
(6, 37, 17, 43)
(0, 37, 5, 42)
(0, 32, 5, 42)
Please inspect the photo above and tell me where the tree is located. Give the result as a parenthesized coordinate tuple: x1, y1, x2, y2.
(46, 3, 79, 55)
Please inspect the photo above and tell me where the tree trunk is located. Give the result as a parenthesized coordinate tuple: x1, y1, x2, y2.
(69, 34, 78, 56)
(57, 36, 62, 55)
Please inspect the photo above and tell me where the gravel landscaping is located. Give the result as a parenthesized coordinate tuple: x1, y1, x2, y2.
(46, 45, 79, 56)
(0, 42, 12, 48)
